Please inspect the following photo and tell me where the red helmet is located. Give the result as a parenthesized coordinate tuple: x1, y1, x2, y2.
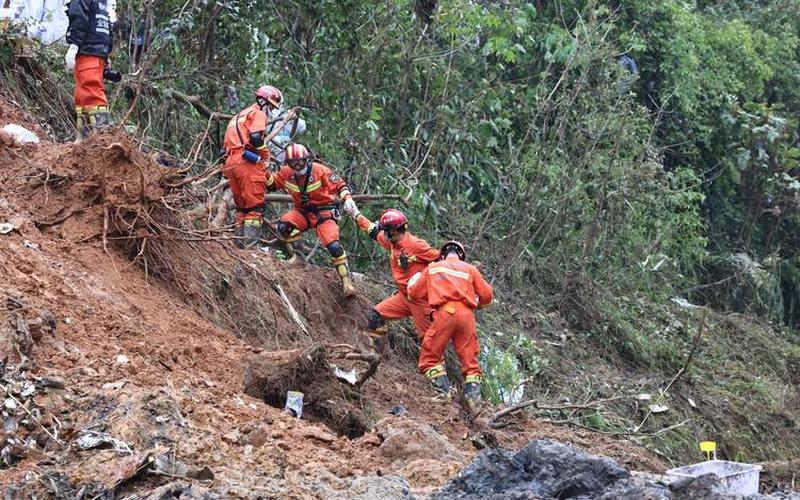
(255, 85, 283, 108)
(285, 143, 310, 162)
(440, 240, 466, 261)
(379, 209, 408, 230)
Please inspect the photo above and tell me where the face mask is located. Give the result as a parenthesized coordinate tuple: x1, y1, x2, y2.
(293, 164, 309, 176)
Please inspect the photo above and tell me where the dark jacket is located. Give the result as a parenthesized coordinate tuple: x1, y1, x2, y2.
(66, 0, 113, 58)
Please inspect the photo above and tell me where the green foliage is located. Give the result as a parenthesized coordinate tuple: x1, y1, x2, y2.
(480, 328, 548, 405)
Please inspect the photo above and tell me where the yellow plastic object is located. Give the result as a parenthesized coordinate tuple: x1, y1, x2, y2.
(700, 441, 717, 460)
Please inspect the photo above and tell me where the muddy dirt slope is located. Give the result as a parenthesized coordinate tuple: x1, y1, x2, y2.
(1, 99, 664, 498)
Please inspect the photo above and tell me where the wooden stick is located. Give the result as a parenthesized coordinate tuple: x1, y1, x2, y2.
(263, 193, 407, 204)
(635, 310, 707, 432)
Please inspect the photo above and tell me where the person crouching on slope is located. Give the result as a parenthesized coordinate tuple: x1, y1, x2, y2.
(222, 85, 284, 248)
(266, 143, 361, 298)
(353, 209, 439, 354)
(65, 0, 114, 141)
(407, 241, 493, 410)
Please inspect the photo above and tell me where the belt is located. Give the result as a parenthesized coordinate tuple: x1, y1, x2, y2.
(438, 301, 471, 314)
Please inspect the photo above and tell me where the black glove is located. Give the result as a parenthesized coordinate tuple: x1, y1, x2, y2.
(399, 253, 409, 270)
(103, 68, 122, 83)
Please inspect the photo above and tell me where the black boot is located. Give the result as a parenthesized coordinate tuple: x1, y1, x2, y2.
(429, 374, 452, 399)
(241, 219, 263, 248)
(463, 381, 482, 411)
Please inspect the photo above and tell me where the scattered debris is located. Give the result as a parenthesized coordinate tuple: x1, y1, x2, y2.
(152, 453, 215, 480)
(387, 405, 407, 416)
(76, 430, 133, 455)
(0, 222, 15, 234)
(21, 240, 39, 250)
(115, 354, 130, 365)
(648, 404, 669, 414)
(284, 390, 304, 418)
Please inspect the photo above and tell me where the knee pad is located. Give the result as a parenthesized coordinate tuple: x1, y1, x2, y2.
(326, 240, 345, 258)
(276, 221, 295, 238)
(367, 309, 385, 330)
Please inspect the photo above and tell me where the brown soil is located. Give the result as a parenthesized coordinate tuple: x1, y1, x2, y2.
(0, 103, 666, 497)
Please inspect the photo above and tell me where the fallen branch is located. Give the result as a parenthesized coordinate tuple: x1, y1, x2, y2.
(167, 109, 298, 188)
(166, 89, 233, 121)
(271, 282, 312, 340)
(264, 193, 407, 205)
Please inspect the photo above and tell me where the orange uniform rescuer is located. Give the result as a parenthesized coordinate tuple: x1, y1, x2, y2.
(222, 85, 283, 247)
(354, 209, 439, 354)
(407, 240, 493, 409)
(266, 143, 361, 298)
(65, 0, 114, 141)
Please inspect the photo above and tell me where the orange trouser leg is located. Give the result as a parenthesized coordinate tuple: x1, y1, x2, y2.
(450, 309, 481, 378)
(315, 218, 341, 247)
(74, 55, 107, 109)
(375, 292, 431, 337)
(418, 307, 481, 378)
(224, 159, 267, 223)
(280, 209, 311, 236)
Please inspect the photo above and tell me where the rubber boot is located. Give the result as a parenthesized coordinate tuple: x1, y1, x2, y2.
(241, 219, 263, 248)
(463, 381, 482, 412)
(75, 112, 85, 143)
(367, 329, 387, 355)
(335, 262, 357, 298)
(430, 374, 452, 400)
(93, 109, 112, 128)
(233, 224, 245, 248)
(275, 239, 296, 262)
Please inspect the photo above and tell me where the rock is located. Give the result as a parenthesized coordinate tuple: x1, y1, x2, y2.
(374, 416, 465, 466)
(102, 379, 127, 391)
(360, 432, 382, 447)
(222, 430, 240, 445)
(397, 458, 462, 488)
(243, 426, 269, 448)
(38, 376, 65, 389)
(299, 425, 337, 443)
(115, 354, 129, 364)
(436, 439, 750, 500)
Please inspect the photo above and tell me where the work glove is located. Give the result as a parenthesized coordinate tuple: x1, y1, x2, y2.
(343, 197, 359, 218)
(65, 44, 78, 70)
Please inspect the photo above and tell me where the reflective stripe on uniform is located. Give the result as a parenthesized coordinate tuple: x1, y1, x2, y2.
(424, 365, 446, 380)
(429, 267, 471, 281)
(285, 180, 322, 193)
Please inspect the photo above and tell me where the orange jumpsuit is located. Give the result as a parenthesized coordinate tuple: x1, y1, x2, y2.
(408, 254, 493, 382)
(357, 216, 438, 336)
(267, 162, 351, 254)
(222, 104, 270, 223)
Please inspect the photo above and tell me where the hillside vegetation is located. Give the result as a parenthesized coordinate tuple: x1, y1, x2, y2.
(1, 0, 799, 469)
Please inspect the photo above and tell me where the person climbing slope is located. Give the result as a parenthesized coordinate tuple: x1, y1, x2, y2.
(266, 143, 361, 298)
(407, 240, 493, 410)
(222, 85, 286, 248)
(352, 209, 439, 354)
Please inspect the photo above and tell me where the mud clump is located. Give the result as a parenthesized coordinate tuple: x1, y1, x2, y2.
(244, 345, 370, 438)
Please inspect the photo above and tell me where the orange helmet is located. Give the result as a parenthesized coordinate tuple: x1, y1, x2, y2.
(440, 240, 466, 261)
(379, 209, 408, 230)
(285, 143, 310, 163)
(255, 85, 283, 108)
